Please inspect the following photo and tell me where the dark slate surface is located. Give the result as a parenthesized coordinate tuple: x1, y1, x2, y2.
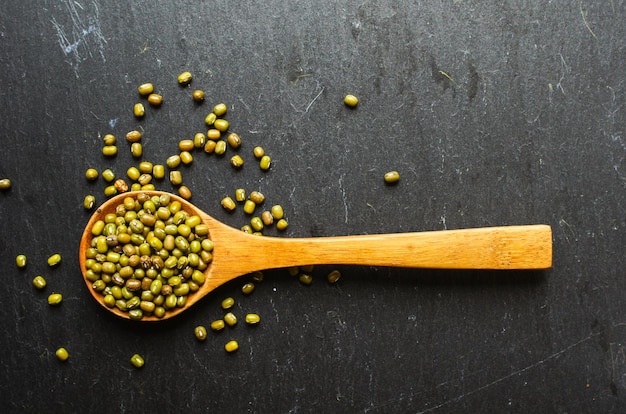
(1, 1, 625, 412)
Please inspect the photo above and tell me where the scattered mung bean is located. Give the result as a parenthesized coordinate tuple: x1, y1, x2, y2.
(102, 145, 118, 157)
(261, 211, 274, 226)
(130, 353, 145, 368)
(32, 275, 47, 289)
(205, 113, 217, 126)
(194, 325, 208, 341)
(130, 142, 143, 158)
(299, 274, 313, 285)
(0, 178, 11, 190)
(126, 130, 142, 143)
(178, 71, 192, 85)
(245, 313, 261, 325)
(221, 197, 236, 211)
(327, 270, 341, 284)
(102, 169, 115, 182)
(203, 140, 216, 153)
(178, 185, 192, 200)
(193, 133, 206, 148)
(48, 293, 63, 305)
(192, 90, 205, 102)
(241, 282, 255, 295)
(224, 312, 237, 326)
(55, 347, 69, 361)
(15, 254, 27, 268)
(207, 129, 221, 140)
(47, 254, 62, 267)
(180, 151, 193, 165)
(137, 83, 154, 96)
(103, 134, 116, 146)
(384, 171, 400, 184)
(84, 195, 96, 209)
(85, 168, 99, 180)
(166, 155, 181, 169)
(221, 297, 235, 309)
(114, 179, 129, 193)
(138, 162, 153, 174)
(235, 188, 246, 202)
(147, 93, 163, 106)
(211, 319, 225, 331)
(227, 133, 241, 148)
(214, 140, 227, 155)
(243, 200, 256, 215)
(230, 155, 244, 168)
(253, 146, 265, 158)
(276, 219, 289, 231)
(249, 191, 265, 204)
(133, 103, 145, 118)
(214, 119, 229, 132)
(344, 94, 359, 107)
(213, 103, 227, 116)
(250, 217, 264, 232)
(270, 205, 284, 220)
(224, 340, 239, 353)
(259, 155, 271, 171)
(152, 164, 165, 180)
(169, 170, 183, 186)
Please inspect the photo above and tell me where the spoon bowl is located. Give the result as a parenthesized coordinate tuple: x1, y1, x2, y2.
(79, 191, 552, 321)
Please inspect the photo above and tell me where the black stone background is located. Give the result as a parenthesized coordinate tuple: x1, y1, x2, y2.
(0, 1, 625, 413)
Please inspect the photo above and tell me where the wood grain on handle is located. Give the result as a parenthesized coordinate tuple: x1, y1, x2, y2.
(208, 224, 552, 281)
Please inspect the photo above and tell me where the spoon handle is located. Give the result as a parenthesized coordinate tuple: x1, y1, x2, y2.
(216, 225, 552, 277)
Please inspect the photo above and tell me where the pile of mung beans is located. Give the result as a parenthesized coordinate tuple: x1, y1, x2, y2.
(84, 192, 213, 320)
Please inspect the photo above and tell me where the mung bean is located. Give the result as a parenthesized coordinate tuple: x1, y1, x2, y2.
(114, 179, 129, 193)
(235, 188, 246, 202)
(126, 130, 142, 143)
(211, 319, 225, 331)
(152, 164, 165, 180)
(84, 195, 96, 210)
(261, 211, 274, 226)
(15, 254, 27, 268)
(230, 155, 244, 168)
(259, 155, 271, 170)
(224, 312, 237, 326)
(250, 217, 264, 232)
(169, 171, 183, 186)
(243, 200, 256, 215)
(193, 133, 206, 148)
(166, 155, 181, 169)
(299, 274, 313, 285)
(178, 71, 192, 85)
(194, 325, 208, 341)
(55, 347, 69, 361)
(245, 313, 261, 325)
(327, 270, 341, 284)
(270, 205, 284, 220)
(227, 133, 241, 148)
(138, 83, 154, 96)
(130, 142, 143, 158)
(214, 119, 229, 132)
(178, 185, 192, 200)
(221, 197, 236, 211)
(276, 219, 289, 231)
(130, 353, 145, 368)
(32, 275, 46, 289)
(253, 146, 264, 159)
(221, 297, 235, 309)
(241, 282, 255, 295)
(104, 185, 117, 197)
(205, 113, 217, 126)
(133, 103, 145, 118)
(192, 90, 205, 102)
(224, 340, 239, 353)
(102, 145, 118, 157)
(102, 169, 115, 182)
(204, 140, 216, 153)
(48, 293, 63, 305)
(180, 151, 193, 165)
(213, 103, 227, 116)
(0, 178, 11, 190)
(207, 129, 221, 140)
(214, 140, 227, 155)
(85, 168, 99, 181)
(147, 93, 163, 106)
(47, 254, 62, 267)
(103, 134, 116, 146)
(384, 171, 400, 184)
(344, 94, 359, 107)
(138, 161, 153, 174)
(249, 191, 265, 204)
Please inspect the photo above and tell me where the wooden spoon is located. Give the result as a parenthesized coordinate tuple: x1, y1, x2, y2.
(79, 191, 552, 321)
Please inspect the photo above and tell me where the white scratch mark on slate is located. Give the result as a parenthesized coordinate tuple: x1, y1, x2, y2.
(51, 0, 107, 77)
